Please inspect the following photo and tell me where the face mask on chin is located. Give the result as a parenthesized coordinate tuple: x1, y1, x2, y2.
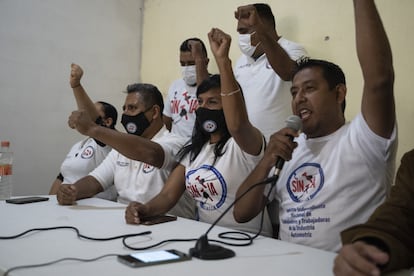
(238, 32, 259, 57)
(121, 111, 150, 136)
(181, 65, 197, 86)
(195, 107, 226, 134)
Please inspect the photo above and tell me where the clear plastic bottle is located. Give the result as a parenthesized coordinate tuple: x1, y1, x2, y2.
(0, 141, 13, 199)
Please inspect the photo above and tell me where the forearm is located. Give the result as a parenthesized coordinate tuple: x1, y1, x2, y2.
(354, 0, 393, 82)
(217, 57, 248, 128)
(234, 159, 272, 222)
(258, 32, 297, 81)
(145, 185, 186, 218)
(88, 125, 165, 168)
(195, 57, 209, 86)
(49, 178, 62, 195)
(72, 85, 100, 121)
(355, 0, 395, 138)
(74, 176, 103, 199)
(216, 57, 262, 155)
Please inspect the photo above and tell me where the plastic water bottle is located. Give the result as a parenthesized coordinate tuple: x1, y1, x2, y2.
(0, 141, 13, 199)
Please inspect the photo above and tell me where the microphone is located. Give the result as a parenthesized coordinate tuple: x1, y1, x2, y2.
(273, 115, 302, 178)
(189, 177, 277, 260)
(189, 116, 300, 260)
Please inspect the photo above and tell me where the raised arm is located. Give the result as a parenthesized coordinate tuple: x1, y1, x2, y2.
(207, 27, 263, 155)
(68, 110, 166, 168)
(355, 0, 395, 138)
(187, 40, 210, 86)
(235, 5, 301, 81)
(69, 63, 100, 121)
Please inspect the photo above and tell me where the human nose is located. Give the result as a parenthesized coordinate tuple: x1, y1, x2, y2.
(292, 90, 306, 110)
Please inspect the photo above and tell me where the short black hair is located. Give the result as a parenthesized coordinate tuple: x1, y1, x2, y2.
(97, 101, 118, 128)
(294, 58, 347, 112)
(253, 3, 276, 29)
(125, 83, 164, 113)
(196, 74, 221, 97)
(180, 37, 208, 57)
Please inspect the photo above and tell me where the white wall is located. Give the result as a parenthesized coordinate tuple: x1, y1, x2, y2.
(0, 0, 143, 195)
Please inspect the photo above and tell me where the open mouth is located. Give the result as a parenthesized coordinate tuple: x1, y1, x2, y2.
(298, 109, 311, 120)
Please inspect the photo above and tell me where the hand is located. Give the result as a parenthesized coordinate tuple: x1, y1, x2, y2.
(333, 241, 389, 276)
(70, 63, 84, 88)
(56, 184, 77, 205)
(125, 201, 150, 224)
(188, 40, 204, 60)
(235, 5, 272, 45)
(207, 28, 231, 60)
(68, 110, 96, 135)
(262, 128, 299, 169)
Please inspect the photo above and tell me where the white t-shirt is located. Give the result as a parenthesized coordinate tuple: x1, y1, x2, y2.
(163, 78, 198, 139)
(235, 37, 307, 140)
(181, 138, 272, 237)
(60, 137, 117, 200)
(271, 113, 397, 252)
(89, 126, 187, 206)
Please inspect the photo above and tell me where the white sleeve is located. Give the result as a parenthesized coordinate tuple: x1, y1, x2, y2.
(157, 133, 186, 171)
(163, 82, 175, 117)
(89, 149, 117, 190)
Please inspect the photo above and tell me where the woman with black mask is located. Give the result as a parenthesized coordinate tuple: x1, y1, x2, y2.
(125, 28, 272, 237)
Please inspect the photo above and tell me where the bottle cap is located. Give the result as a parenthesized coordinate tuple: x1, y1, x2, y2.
(1, 141, 10, 147)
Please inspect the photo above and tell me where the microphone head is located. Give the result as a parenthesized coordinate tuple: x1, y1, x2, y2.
(285, 115, 302, 132)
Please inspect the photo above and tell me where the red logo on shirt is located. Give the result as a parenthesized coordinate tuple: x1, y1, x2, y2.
(81, 146, 94, 159)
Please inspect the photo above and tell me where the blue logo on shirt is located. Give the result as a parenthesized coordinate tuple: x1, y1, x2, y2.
(186, 164, 227, 211)
(286, 163, 324, 203)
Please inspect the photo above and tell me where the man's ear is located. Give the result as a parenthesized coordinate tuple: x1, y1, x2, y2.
(336, 83, 347, 106)
(104, 117, 114, 128)
(151, 105, 162, 120)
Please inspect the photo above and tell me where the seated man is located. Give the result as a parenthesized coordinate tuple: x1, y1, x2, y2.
(234, 0, 397, 252)
(57, 64, 194, 219)
(334, 149, 414, 275)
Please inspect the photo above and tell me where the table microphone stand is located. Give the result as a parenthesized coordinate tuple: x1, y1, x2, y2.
(189, 175, 278, 260)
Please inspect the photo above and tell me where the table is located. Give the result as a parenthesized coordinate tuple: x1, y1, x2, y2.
(0, 196, 381, 275)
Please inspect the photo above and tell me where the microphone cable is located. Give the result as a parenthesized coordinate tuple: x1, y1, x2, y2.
(3, 253, 119, 276)
(122, 176, 278, 250)
(0, 225, 151, 241)
(0, 226, 151, 275)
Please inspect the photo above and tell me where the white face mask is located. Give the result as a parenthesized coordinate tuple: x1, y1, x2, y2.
(238, 32, 258, 57)
(181, 65, 197, 86)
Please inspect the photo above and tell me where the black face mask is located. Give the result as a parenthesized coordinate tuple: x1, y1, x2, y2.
(121, 112, 150, 136)
(94, 117, 108, 147)
(195, 107, 226, 134)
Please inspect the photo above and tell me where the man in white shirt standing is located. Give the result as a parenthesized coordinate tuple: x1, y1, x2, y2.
(163, 38, 210, 139)
(234, 3, 307, 237)
(234, 3, 307, 141)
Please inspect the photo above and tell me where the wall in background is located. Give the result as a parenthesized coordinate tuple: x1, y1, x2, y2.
(0, 0, 143, 195)
(141, 0, 414, 171)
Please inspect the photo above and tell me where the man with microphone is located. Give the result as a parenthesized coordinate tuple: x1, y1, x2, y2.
(234, 0, 397, 253)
